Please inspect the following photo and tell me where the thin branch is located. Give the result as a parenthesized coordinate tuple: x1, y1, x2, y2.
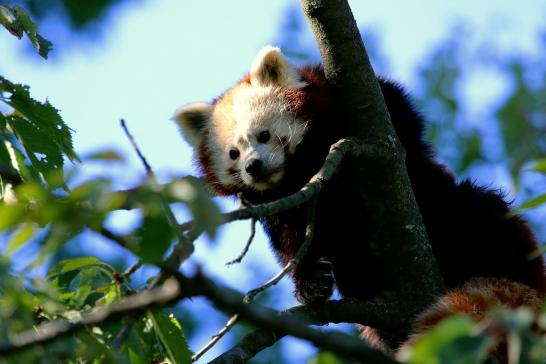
(123, 260, 143, 278)
(226, 218, 257, 266)
(194, 197, 318, 361)
(120, 119, 153, 178)
(170, 270, 400, 364)
(192, 314, 240, 362)
(244, 197, 317, 303)
(111, 315, 137, 350)
(210, 298, 402, 363)
(0, 279, 181, 357)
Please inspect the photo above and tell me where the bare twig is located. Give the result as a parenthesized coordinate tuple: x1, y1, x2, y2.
(123, 260, 143, 278)
(0, 279, 181, 357)
(244, 197, 317, 303)
(120, 119, 153, 178)
(192, 314, 240, 362)
(226, 218, 257, 266)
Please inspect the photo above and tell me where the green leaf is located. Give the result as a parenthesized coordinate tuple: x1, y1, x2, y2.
(0, 77, 79, 162)
(0, 137, 23, 188)
(72, 284, 92, 308)
(398, 315, 492, 364)
(0, 77, 80, 188)
(8, 115, 65, 187)
(0, 203, 25, 230)
(0, 5, 53, 59)
(457, 133, 483, 173)
(530, 158, 546, 175)
(47, 257, 102, 278)
(83, 149, 125, 162)
(5, 222, 36, 256)
(518, 193, 546, 212)
(167, 176, 221, 239)
(137, 215, 173, 264)
(0, 5, 18, 37)
(0, 113, 6, 131)
(147, 310, 191, 364)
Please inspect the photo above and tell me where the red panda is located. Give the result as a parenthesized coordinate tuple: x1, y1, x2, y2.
(173, 46, 546, 359)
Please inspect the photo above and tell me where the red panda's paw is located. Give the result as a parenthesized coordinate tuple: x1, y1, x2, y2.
(295, 259, 335, 305)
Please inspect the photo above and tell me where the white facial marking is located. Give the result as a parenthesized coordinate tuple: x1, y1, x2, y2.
(201, 46, 308, 191)
(206, 84, 307, 191)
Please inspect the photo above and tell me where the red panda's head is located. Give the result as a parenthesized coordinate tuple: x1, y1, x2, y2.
(174, 46, 328, 196)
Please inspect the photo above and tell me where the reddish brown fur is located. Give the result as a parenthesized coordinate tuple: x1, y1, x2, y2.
(404, 278, 544, 363)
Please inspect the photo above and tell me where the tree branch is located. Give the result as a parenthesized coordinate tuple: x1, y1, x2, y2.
(0, 279, 181, 358)
(209, 298, 402, 364)
(171, 270, 400, 364)
(225, 218, 257, 266)
(299, 0, 444, 319)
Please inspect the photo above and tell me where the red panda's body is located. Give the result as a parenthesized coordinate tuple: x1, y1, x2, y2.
(174, 47, 546, 357)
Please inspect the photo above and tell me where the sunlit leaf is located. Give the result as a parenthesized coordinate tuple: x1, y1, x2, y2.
(8, 115, 65, 187)
(518, 193, 546, 212)
(530, 158, 546, 175)
(5, 222, 36, 256)
(0, 203, 25, 230)
(147, 310, 191, 364)
(397, 315, 491, 364)
(48, 257, 102, 278)
(0, 77, 79, 189)
(167, 176, 221, 239)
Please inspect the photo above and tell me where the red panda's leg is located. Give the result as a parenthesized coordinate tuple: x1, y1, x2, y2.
(293, 258, 336, 305)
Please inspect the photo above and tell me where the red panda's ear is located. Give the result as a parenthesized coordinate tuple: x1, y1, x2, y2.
(250, 46, 306, 88)
(172, 102, 213, 147)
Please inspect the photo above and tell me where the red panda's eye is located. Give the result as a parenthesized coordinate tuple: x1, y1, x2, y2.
(229, 148, 240, 160)
(258, 130, 271, 143)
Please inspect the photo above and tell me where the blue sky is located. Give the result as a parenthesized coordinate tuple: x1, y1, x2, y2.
(1, 0, 545, 361)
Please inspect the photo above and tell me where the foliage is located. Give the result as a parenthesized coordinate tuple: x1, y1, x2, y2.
(8, 0, 136, 30)
(0, 5, 545, 364)
(0, 4, 52, 58)
(414, 26, 546, 222)
(0, 12, 222, 362)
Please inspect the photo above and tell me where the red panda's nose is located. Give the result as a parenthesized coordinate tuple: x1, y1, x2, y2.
(245, 159, 264, 177)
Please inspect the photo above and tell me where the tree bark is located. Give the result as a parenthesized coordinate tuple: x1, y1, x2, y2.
(300, 0, 444, 330)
